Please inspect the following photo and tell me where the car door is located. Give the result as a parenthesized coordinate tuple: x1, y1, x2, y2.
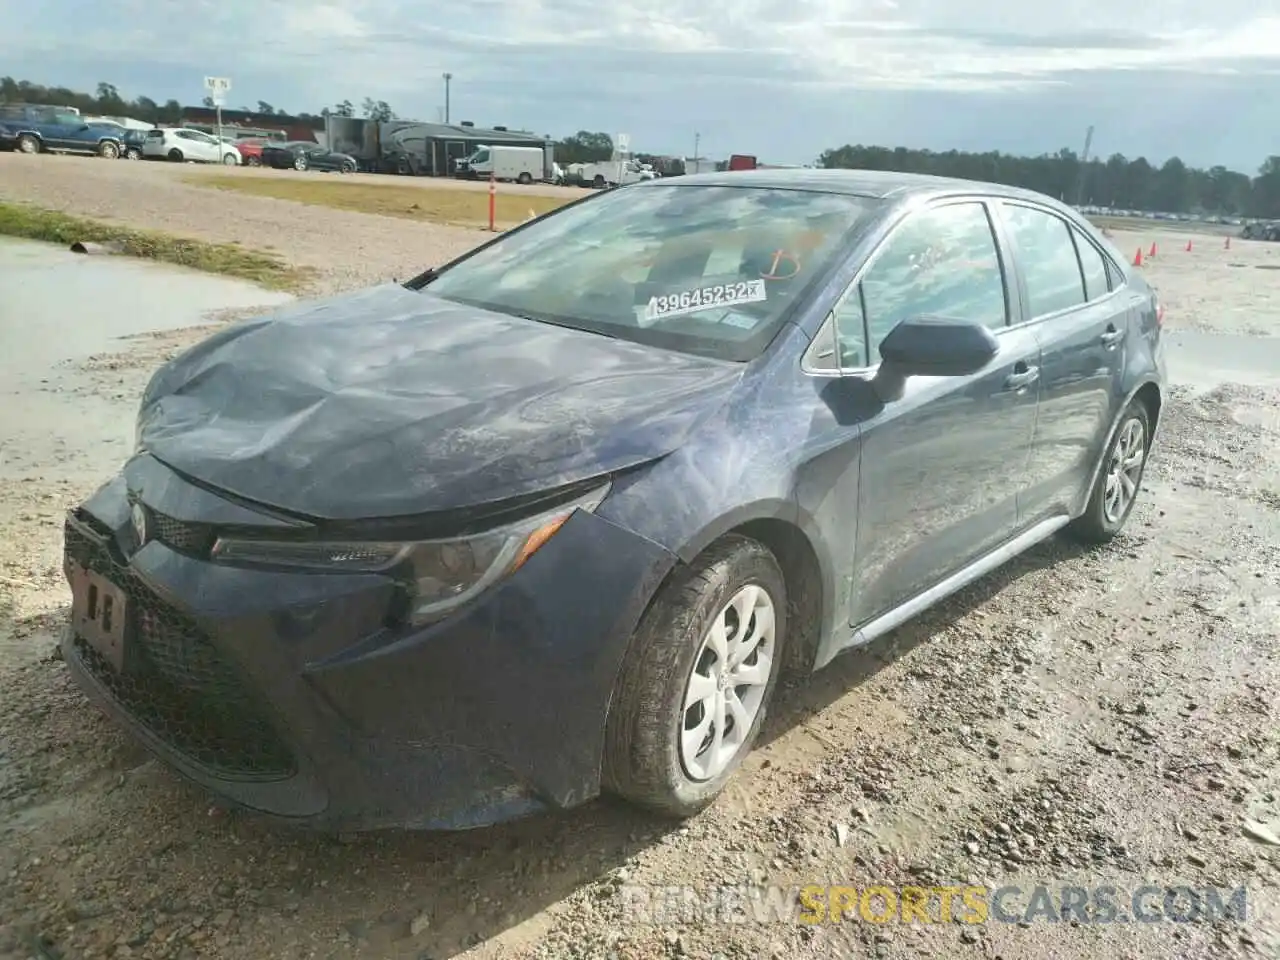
(831, 198, 1042, 628)
(43, 111, 83, 150)
(993, 201, 1131, 523)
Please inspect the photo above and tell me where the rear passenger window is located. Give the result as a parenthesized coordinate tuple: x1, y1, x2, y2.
(1072, 229, 1111, 301)
(1001, 204, 1086, 317)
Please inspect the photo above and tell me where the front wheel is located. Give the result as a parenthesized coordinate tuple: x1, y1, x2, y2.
(245, 155, 261, 167)
(98, 141, 119, 160)
(1066, 400, 1152, 544)
(222, 152, 238, 165)
(603, 535, 786, 818)
(293, 153, 308, 171)
(340, 159, 356, 174)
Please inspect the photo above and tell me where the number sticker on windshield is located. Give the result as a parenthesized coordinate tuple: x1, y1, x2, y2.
(646, 280, 767, 321)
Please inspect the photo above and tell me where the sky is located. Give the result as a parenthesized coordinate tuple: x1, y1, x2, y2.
(2, 0, 1279, 173)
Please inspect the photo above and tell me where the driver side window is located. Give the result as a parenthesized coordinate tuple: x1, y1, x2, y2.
(835, 201, 1009, 367)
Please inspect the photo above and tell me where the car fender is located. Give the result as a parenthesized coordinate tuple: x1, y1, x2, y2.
(1074, 376, 1163, 516)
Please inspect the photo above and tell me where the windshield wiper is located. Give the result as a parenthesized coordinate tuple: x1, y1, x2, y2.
(403, 267, 438, 290)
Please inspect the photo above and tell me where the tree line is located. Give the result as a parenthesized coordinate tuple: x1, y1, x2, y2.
(817, 144, 1280, 219)
(7, 76, 1279, 217)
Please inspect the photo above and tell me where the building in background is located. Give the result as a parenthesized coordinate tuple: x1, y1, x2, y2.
(326, 116, 550, 176)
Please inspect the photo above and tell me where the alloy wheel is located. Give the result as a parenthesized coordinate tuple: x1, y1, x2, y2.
(679, 584, 776, 781)
(1103, 418, 1145, 523)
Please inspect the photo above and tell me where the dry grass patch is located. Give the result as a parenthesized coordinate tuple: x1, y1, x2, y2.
(0, 200, 309, 291)
(190, 174, 573, 228)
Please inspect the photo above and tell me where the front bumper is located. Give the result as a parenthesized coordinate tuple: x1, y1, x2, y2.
(61, 455, 676, 831)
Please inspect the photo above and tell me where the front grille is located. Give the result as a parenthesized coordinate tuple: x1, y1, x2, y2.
(125, 495, 216, 556)
(148, 508, 216, 555)
(65, 512, 296, 781)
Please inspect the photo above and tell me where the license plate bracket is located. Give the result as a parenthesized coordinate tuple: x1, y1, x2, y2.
(68, 564, 128, 672)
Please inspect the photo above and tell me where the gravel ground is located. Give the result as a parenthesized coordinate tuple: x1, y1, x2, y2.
(1, 160, 1278, 960)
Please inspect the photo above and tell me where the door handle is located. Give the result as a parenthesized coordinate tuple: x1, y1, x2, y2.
(1003, 365, 1040, 390)
(1100, 326, 1124, 347)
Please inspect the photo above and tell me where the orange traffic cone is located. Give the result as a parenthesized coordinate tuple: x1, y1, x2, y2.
(1185, 240, 1193, 252)
(1133, 247, 1144, 267)
(1149, 242, 1158, 258)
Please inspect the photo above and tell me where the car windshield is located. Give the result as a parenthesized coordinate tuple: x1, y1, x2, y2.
(423, 184, 880, 361)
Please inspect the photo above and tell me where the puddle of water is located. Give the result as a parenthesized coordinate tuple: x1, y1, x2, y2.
(0, 237, 292, 487)
(1163, 328, 1280, 391)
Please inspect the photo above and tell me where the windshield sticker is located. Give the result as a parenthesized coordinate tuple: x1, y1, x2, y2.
(719, 311, 760, 330)
(646, 280, 767, 321)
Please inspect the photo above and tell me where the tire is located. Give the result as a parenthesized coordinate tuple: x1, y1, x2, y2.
(246, 155, 261, 167)
(167, 148, 183, 162)
(1066, 400, 1152, 544)
(592, 174, 606, 188)
(341, 159, 356, 174)
(98, 141, 119, 160)
(293, 154, 308, 171)
(517, 172, 533, 185)
(603, 535, 787, 818)
(222, 152, 238, 165)
(16, 134, 39, 154)
(126, 147, 142, 160)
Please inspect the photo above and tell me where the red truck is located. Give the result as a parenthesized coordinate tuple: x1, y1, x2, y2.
(728, 154, 758, 171)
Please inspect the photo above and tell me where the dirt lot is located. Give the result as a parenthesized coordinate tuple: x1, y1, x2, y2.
(1, 156, 1278, 960)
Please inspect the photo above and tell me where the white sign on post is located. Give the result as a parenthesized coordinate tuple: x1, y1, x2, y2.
(616, 133, 630, 154)
(204, 76, 231, 106)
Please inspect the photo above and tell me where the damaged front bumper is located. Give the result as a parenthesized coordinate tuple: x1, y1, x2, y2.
(60, 455, 676, 831)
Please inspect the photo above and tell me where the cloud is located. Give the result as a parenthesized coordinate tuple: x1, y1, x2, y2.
(1, 0, 1277, 169)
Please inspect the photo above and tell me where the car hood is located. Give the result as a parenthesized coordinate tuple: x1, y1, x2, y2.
(137, 284, 743, 520)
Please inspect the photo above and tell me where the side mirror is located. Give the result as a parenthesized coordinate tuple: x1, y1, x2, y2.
(872, 315, 999, 402)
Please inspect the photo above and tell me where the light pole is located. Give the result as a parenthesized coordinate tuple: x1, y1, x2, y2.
(693, 131, 700, 173)
(442, 73, 452, 124)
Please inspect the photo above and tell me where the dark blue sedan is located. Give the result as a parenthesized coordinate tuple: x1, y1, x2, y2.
(61, 170, 1165, 830)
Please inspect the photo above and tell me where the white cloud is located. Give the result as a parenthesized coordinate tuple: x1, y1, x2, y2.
(1, 0, 1277, 167)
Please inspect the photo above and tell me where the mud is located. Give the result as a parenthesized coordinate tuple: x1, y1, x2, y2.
(0, 207, 1278, 960)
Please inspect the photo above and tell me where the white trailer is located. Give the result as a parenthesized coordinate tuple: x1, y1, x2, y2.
(458, 144, 546, 184)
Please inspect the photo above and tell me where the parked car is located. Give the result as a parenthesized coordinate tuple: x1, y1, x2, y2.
(141, 128, 240, 165)
(260, 140, 358, 173)
(0, 105, 124, 158)
(1241, 220, 1280, 241)
(61, 170, 1164, 831)
(119, 129, 149, 160)
(233, 138, 266, 167)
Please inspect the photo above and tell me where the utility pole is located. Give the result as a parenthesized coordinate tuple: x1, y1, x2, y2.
(1074, 125, 1095, 207)
(693, 131, 700, 173)
(442, 73, 452, 124)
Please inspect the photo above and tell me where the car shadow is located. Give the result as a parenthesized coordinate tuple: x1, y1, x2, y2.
(3, 533, 1090, 959)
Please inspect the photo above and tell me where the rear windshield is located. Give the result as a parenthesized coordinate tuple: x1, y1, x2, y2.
(424, 184, 880, 362)
(145, 130, 165, 138)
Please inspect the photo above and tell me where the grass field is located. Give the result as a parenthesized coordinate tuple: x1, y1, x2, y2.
(190, 174, 575, 228)
(0, 200, 308, 290)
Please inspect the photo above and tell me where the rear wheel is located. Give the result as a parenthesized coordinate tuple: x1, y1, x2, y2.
(98, 141, 119, 159)
(1066, 400, 1151, 544)
(603, 535, 786, 818)
(167, 148, 183, 162)
(245, 155, 261, 167)
(517, 171, 533, 185)
(592, 174, 606, 188)
(340, 159, 356, 174)
(16, 134, 39, 154)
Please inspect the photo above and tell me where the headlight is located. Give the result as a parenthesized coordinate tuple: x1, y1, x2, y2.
(210, 483, 610, 624)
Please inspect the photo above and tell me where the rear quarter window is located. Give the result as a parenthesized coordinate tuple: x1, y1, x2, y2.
(1000, 203, 1087, 317)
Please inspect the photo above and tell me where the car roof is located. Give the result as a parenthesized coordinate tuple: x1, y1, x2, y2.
(657, 168, 1059, 207)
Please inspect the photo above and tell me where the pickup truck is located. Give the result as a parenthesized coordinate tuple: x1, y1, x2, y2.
(0, 106, 125, 158)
